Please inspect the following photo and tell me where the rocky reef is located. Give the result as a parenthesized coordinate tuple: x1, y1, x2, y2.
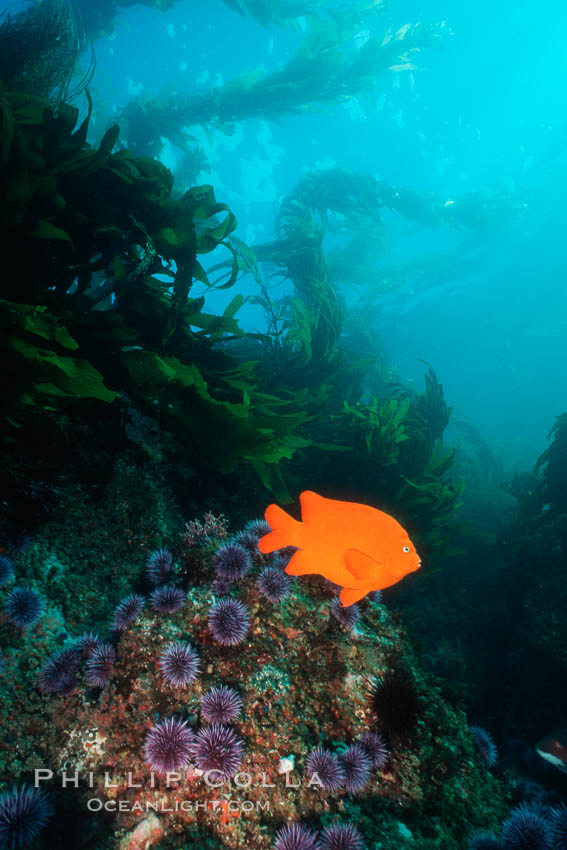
(0, 467, 509, 850)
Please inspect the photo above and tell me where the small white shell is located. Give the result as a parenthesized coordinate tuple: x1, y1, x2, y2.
(277, 755, 295, 774)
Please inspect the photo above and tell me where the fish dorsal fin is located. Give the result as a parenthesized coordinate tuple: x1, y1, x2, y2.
(339, 586, 371, 607)
(299, 490, 327, 524)
(344, 548, 380, 581)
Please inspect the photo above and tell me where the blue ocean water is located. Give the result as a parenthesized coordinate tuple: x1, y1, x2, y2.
(2, 0, 565, 469)
(3, 5, 567, 845)
(27, 0, 564, 472)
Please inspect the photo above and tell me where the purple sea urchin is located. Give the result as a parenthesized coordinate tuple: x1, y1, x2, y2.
(201, 685, 242, 724)
(320, 822, 365, 850)
(244, 518, 271, 539)
(330, 598, 361, 631)
(0, 785, 52, 848)
(85, 643, 115, 688)
(358, 731, 388, 769)
(549, 804, 567, 847)
(468, 833, 505, 850)
(143, 718, 194, 774)
(0, 555, 14, 586)
(5, 533, 30, 554)
(39, 646, 82, 695)
(273, 823, 319, 850)
(146, 548, 173, 585)
(470, 726, 498, 768)
(257, 566, 291, 602)
(208, 598, 250, 646)
(150, 584, 186, 614)
(74, 632, 102, 657)
(3, 586, 43, 628)
(213, 542, 251, 581)
(234, 520, 272, 561)
(192, 724, 244, 779)
(370, 670, 421, 735)
(112, 593, 145, 631)
(213, 577, 232, 596)
(159, 642, 200, 687)
(305, 747, 345, 791)
(324, 579, 342, 595)
(276, 546, 298, 565)
(341, 743, 372, 794)
(501, 803, 550, 849)
(232, 529, 259, 554)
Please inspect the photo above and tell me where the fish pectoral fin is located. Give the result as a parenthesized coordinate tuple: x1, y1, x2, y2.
(344, 548, 381, 582)
(339, 587, 371, 607)
(258, 504, 301, 553)
(284, 550, 313, 576)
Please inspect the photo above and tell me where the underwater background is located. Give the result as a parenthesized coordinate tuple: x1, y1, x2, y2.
(0, 0, 566, 848)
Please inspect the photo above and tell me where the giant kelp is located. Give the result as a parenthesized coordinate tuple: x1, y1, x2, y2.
(0, 83, 315, 511)
(74, 0, 179, 40)
(220, 0, 398, 30)
(0, 0, 94, 103)
(0, 90, 462, 556)
(73, 0, 394, 40)
(0, 0, 464, 551)
(122, 19, 449, 154)
(474, 415, 567, 741)
(241, 170, 462, 552)
(534, 412, 567, 520)
(503, 412, 567, 532)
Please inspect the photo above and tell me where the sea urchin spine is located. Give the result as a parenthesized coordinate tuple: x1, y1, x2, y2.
(3, 586, 43, 628)
(273, 823, 319, 850)
(39, 646, 82, 695)
(208, 598, 250, 646)
(112, 593, 145, 631)
(200, 685, 242, 724)
(158, 642, 200, 687)
(213, 542, 251, 581)
(320, 822, 365, 850)
(150, 584, 186, 614)
(305, 747, 345, 791)
(85, 643, 115, 688)
(0, 785, 52, 849)
(192, 724, 244, 779)
(144, 718, 194, 774)
(341, 743, 372, 794)
(145, 548, 173, 585)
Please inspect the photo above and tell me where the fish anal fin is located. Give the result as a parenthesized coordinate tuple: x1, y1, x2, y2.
(344, 548, 380, 582)
(258, 504, 301, 554)
(284, 550, 313, 576)
(339, 587, 371, 607)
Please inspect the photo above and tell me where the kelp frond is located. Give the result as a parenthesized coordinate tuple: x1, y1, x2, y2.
(121, 18, 450, 151)
(0, 0, 94, 103)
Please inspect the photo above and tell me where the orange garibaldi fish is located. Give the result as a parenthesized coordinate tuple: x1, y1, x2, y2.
(258, 490, 421, 607)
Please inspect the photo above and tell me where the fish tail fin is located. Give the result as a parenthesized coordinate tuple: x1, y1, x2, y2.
(258, 504, 302, 554)
(339, 587, 370, 607)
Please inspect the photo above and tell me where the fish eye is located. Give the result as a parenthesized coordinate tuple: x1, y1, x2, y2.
(402, 546, 411, 553)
